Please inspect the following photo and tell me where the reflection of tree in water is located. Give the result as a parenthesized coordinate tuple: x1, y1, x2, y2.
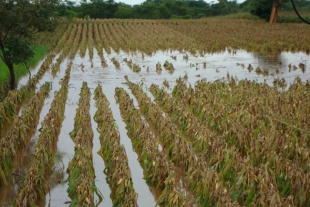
(253, 53, 288, 74)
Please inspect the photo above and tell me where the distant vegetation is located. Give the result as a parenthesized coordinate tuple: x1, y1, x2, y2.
(58, 0, 310, 21)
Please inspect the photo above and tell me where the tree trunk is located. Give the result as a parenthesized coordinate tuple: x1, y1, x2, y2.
(8, 63, 16, 90)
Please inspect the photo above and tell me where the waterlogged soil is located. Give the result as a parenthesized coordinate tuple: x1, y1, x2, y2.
(0, 48, 309, 207)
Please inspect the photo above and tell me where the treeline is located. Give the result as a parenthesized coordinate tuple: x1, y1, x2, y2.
(57, 0, 310, 20)
(57, 0, 239, 20)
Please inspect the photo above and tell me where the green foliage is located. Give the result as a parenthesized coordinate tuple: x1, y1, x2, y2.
(276, 173, 291, 197)
(0, 0, 59, 89)
(0, 45, 47, 85)
(248, 0, 274, 21)
(57, 0, 240, 20)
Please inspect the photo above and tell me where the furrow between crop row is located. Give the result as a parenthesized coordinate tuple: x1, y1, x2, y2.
(93, 85, 138, 207)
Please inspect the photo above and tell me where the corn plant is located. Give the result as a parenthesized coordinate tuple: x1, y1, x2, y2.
(0, 82, 51, 187)
(115, 87, 190, 206)
(93, 85, 138, 207)
(126, 80, 238, 206)
(67, 82, 101, 207)
(171, 78, 310, 206)
(13, 62, 72, 207)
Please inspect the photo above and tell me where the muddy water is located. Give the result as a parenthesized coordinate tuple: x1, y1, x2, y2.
(106, 49, 310, 89)
(46, 49, 156, 207)
(1, 48, 309, 206)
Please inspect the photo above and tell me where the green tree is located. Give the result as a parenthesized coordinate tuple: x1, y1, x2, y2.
(247, 0, 284, 21)
(115, 3, 133, 18)
(0, 0, 59, 90)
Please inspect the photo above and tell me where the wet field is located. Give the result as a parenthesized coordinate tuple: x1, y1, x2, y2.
(0, 48, 309, 206)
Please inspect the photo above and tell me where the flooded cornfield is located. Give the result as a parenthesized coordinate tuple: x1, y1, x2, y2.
(0, 19, 310, 207)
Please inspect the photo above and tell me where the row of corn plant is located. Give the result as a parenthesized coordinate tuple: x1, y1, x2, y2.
(30, 52, 57, 84)
(149, 82, 294, 206)
(69, 23, 83, 60)
(87, 23, 94, 61)
(0, 82, 51, 186)
(114, 87, 190, 206)
(106, 23, 125, 53)
(53, 23, 75, 54)
(66, 82, 101, 206)
(192, 78, 310, 203)
(156, 62, 163, 74)
(79, 23, 88, 58)
(160, 18, 310, 54)
(118, 19, 195, 54)
(96, 22, 111, 55)
(174, 78, 310, 161)
(117, 22, 139, 52)
(57, 19, 310, 56)
(93, 85, 138, 207)
(12, 62, 72, 206)
(74, 19, 195, 54)
(51, 25, 79, 76)
(103, 23, 117, 54)
(109, 22, 132, 53)
(0, 52, 57, 137)
(126, 81, 238, 206)
(123, 58, 141, 73)
(171, 78, 310, 206)
(107, 21, 126, 53)
(111, 58, 121, 70)
(163, 61, 175, 74)
(93, 23, 108, 67)
(34, 20, 69, 50)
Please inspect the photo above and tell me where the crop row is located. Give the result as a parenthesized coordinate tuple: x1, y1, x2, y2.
(93, 23, 108, 67)
(115, 87, 190, 206)
(0, 82, 51, 186)
(0, 52, 56, 137)
(56, 18, 310, 55)
(126, 81, 238, 206)
(93, 85, 138, 207)
(13, 62, 72, 206)
(170, 78, 310, 206)
(150, 82, 296, 206)
(66, 82, 100, 206)
(160, 18, 310, 54)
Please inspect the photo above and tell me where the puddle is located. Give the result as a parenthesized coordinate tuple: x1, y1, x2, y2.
(1, 47, 309, 206)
